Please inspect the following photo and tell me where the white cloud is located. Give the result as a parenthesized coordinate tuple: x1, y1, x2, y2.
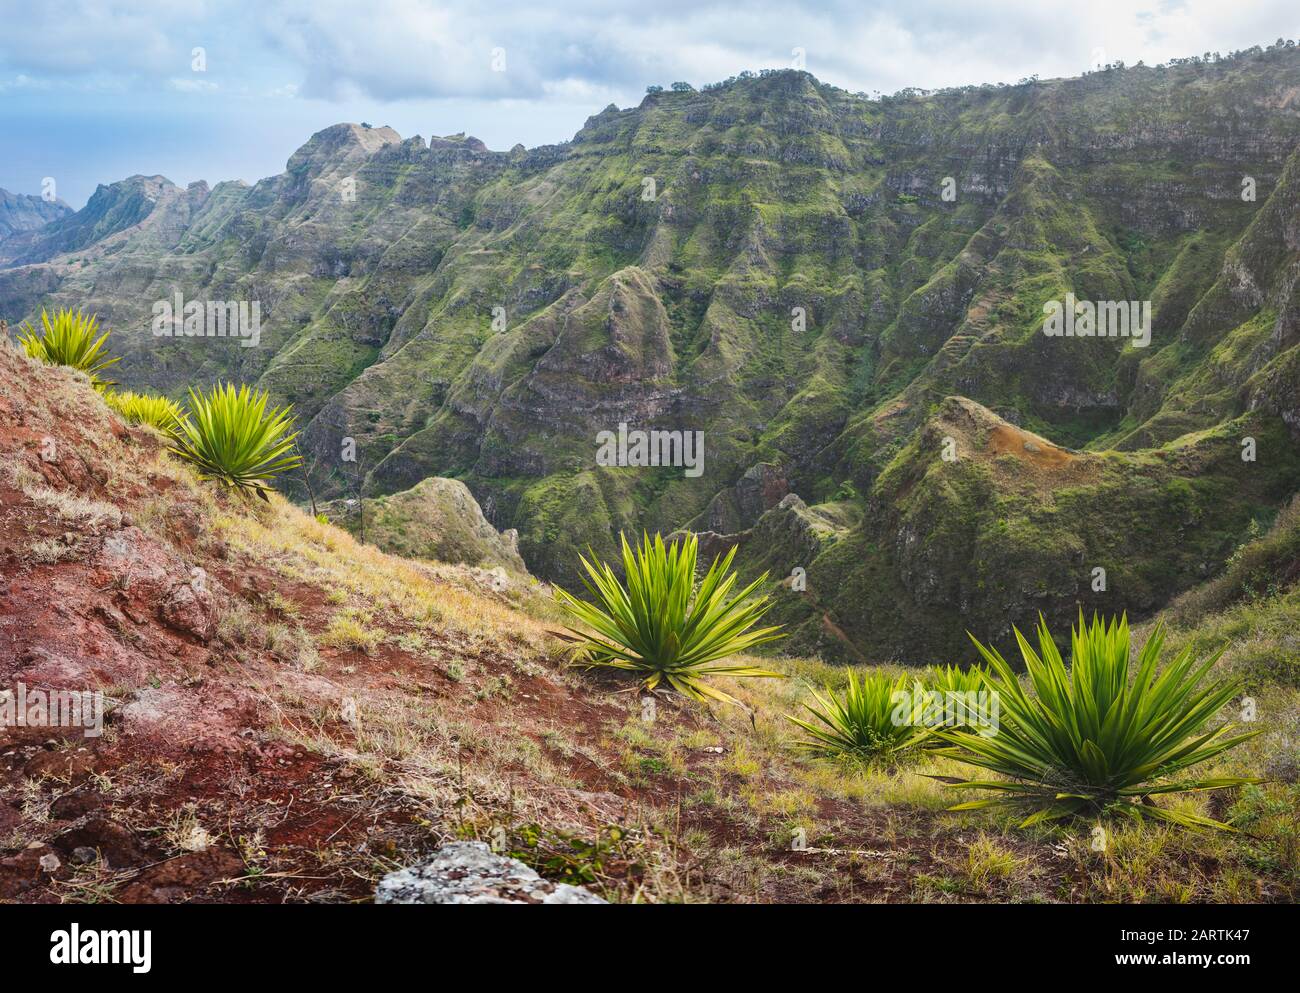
(0, 0, 1296, 106)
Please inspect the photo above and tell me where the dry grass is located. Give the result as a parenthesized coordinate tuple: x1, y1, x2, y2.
(217, 500, 552, 651)
(26, 484, 123, 530)
(26, 536, 81, 564)
(320, 610, 383, 655)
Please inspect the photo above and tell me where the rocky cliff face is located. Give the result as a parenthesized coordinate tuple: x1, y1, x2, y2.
(0, 189, 71, 253)
(5, 48, 1300, 661)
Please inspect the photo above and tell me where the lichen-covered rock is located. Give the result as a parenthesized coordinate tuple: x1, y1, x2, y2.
(375, 842, 607, 904)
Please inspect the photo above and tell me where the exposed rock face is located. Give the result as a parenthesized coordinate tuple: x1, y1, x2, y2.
(158, 581, 214, 642)
(96, 526, 215, 640)
(0, 188, 70, 251)
(375, 842, 607, 904)
(698, 463, 790, 534)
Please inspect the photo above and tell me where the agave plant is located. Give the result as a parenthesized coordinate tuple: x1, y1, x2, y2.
(104, 389, 184, 435)
(925, 663, 987, 695)
(921, 663, 990, 733)
(553, 532, 784, 704)
(935, 613, 1261, 830)
(786, 671, 932, 763)
(169, 382, 303, 499)
(17, 308, 120, 388)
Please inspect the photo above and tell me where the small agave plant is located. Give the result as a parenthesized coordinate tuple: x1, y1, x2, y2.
(920, 663, 991, 735)
(169, 382, 303, 500)
(104, 389, 185, 435)
(553, 532, 784, 705)
(17, 308, 120, 389)
(935, 613, 1261, 830)
(786, 671, 932, 764)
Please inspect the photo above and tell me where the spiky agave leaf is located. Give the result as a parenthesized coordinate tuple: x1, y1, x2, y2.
(786, 671, 933, 763)
(934, 612, 1262, 830)
(169, 382, 303, 499)
(553, 532, 784, 704)
(17, 308, 120, 388)
(104, 389, 184, 435)
(925, 663, 987, 696)
(919, 662, 991, 736)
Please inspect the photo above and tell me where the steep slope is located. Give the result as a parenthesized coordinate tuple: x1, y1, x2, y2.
(0, 176, 207, 267)
(2, 344, 1296, 904)
(4, 46, 1300, 656)
(769, 397, 1300, 661)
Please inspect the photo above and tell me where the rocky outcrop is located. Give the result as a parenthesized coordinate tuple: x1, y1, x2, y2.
(697, 463, 790, 534)
(375, 842, 606, 904)
(323, 477, 527, 573)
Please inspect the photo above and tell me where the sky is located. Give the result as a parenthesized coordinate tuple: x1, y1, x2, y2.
(1, 0, 1298, 207)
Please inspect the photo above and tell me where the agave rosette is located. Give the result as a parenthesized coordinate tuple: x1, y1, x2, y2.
(553, 532, 784, 704)
(934, 613, 1261, 830)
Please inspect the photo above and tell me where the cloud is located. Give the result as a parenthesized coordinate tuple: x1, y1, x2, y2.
(0, 74, 51, 92)
(0, 0, 1296, 105)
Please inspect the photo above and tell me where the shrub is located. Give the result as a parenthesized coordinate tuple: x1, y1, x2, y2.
(17, 308, 119, 388)
(553, 532, 783, 704)
(936, 613, 1261, 829)
(786, 670, 932, 763)
(104, 389, 184, 434)
(169, 382, 303, 499)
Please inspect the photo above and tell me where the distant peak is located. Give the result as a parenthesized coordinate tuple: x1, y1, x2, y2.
(314, 122, 402, 149)
(286, 123, 404, 172)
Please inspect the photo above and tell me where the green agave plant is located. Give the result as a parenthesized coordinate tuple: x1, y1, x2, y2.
(925, 663, 987, 696)
(786, 671, 932, 763)
(169, 382, 303, 499)
(920, 663, 991, 734)
(553, 532, 784, 705)
(104, 389, 184, 435)
(17, 308, 120, 388)
(935, 613, 1261, 830)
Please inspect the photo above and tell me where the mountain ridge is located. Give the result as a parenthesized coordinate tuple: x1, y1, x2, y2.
(4, 48, 1300, 660)
(0, 188, 72, 255)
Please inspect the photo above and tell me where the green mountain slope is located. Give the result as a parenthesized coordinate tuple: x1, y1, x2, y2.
(4, 46, 1300, 660)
